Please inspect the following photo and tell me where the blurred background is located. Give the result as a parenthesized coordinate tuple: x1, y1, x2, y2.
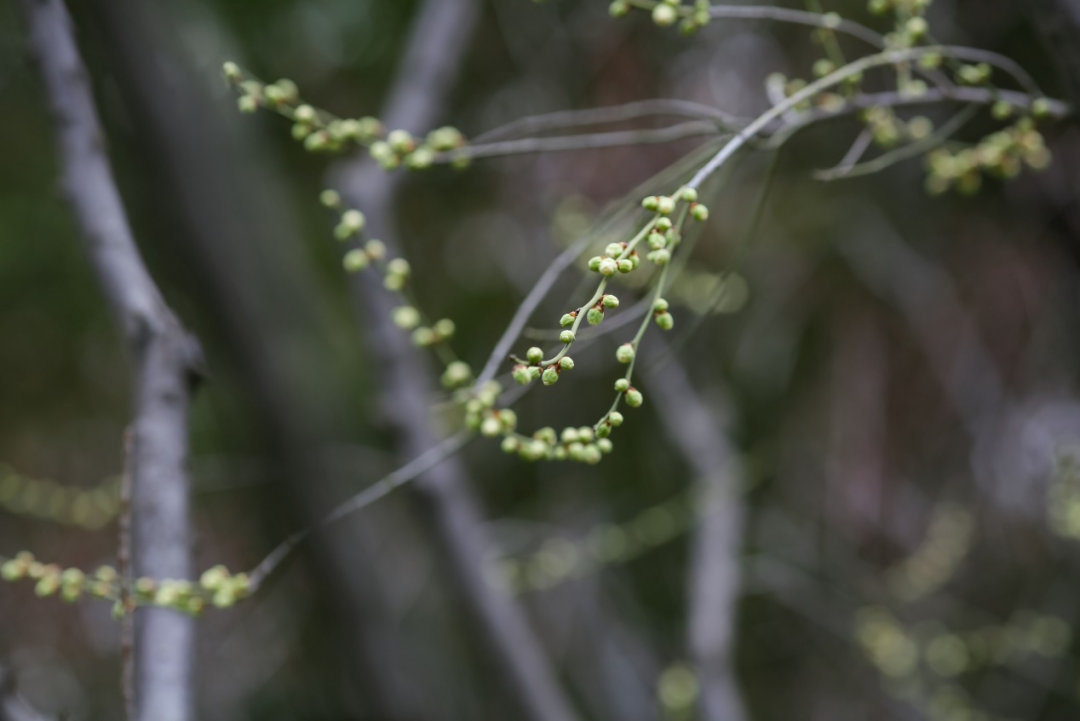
(2, 0, 1080, 719)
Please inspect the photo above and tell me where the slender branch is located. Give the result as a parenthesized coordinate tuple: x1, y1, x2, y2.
(707, 3, 885, 47)
(19, 2, 200, 720)
(118, 430, 135, 721)
(821, 126, 874, 179)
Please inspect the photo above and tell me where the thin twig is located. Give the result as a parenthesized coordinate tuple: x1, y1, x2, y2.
(820, 126, 874, 179)
(118, 429, 135, 721)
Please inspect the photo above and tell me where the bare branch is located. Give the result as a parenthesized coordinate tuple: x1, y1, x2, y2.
(0, 665, 50, 721)
(19, 2, 200, 719)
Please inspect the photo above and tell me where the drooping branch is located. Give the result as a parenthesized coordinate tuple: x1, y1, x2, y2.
(18, 2, 200, 720)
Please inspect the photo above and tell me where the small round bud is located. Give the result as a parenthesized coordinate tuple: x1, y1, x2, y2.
(560, 313, 575, 327)
(433, 319, 455, 338)
(535, 427, 558, 445)
(223, 61, 242, 81)
(625, 388, 644, 407)
(526, 347, 544, 364)
(342, 209, 366, 232)
(392, 306, 421, 329)
(369, 141, 399, 169)
(320, 189, 341, 208)
(387, 129, 416, 154)
(364, 239, 387, 260)
(609, 0, 630, 17)
(656, 196, 676, 215)
(616, 344, 635, 364)
(237, 95, 259, 114)
(690, 204, 709, 222)
(614, 378, 630, 392)
(560, 330, 575, 344)
(595, 423, 612, 439)
(616, 258, 634, 273)
(343, 249, 369, 272)
(480, 416, 502, 438)
(680, 188, 698, 202)
(412, 327, 436, 346)
(647, 249, 671, 266)
(652, 3, 678, 26)
(597, 438, 614, 454)
(542, 367, 560, 386)
(582, 444, 602, 465)
(512, 364, 533, 385)
(605, 242, 624, 257)
(1032, 98, 1052, 118)
(561, 427, 581, 444)
(654, 298, 669, 312)
(655, 217, 672, 232)
(598, 258, 618, 276)
(294, 105, 317, 123)
(587, 307, 604, 326)
(387, 258, 410, 277)
(655, 311, 674, 330)
(602, 294, 619, 309)
(441, 361, 472, 389)
(642, 196, 660, 211)
(588, 256, 603, 272)
(648, 232, 667, 250)
(501, 437, 520, 454)
(906, 17, 928, 38)
(608, 411, 625, 427)
(559, 356, 575, 371)
(992, 101, 1014, 120)
(406, 146, 436, 170)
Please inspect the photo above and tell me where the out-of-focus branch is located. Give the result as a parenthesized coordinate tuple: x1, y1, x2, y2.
(19, 2, 200, 720)
(1029, 0, 1080, 109)
(0, 666, 49, 721)
(642, 341, 748, 721)
(333, 0, 577, 719)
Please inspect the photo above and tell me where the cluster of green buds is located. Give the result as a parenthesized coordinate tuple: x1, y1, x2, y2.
(652, 298, 674, 330)
(224, 62, 467, 169)
(501, 425, 615, 465)
(610, 0, 711, 35)
(924, 117, 1050, 195)
(2, 552, 117, 603)
(0, 464, 119, 530)
(512, 345, 577, 388)
(463, 381, 506, 431)
(869, 0, 932, 49)
(862, 107, 933, 148)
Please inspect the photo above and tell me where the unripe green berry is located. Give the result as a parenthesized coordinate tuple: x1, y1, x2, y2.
(560, 330, 575, 344)
(608, 411, 625, 426)
(582, 444, 602, 465)
(577, 426, 594, 442)
(392, 306, 421, 329)
(560, 313, 575, 327)
(542, 366, 560, 385)
(526, 347, 544, 364)
(656, 196, 676, 215)
(680, 187, 698, 202)
(625, 388, 644, 407)
(598, 258, 618, 276)
(343, 249, 369, 272)
(602, 294, 619, 309)
(655, 217, 672, 232)
(690, 204, 709, 222)
(587, 307, 604, 326)
(617, 258, 634, 273)
(615, 378, 630, 392)
(642, 196, 660, 211)
(616, 344, 635, 364)
(655, 311, 674, 330)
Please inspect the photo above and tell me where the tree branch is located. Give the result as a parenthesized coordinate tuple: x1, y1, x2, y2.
(19, 2, 200, 720)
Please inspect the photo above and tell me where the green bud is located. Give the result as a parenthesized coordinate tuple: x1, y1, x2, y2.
(656, 196, 676, 215)
(654, 298, 669, 312)
(433, 319, 455, 338)
(615, 378, 630, 392)
(222, 61, 242, 81)
(588, 256, 603, 271)
(616, 344, 635, 364)
(608, 411, 625, 426)
(616, 258, 634, 273)
(625, 388, 644, 407)
(655, 311, 674, 330)
(200, 565, 229, 590)
(501, 437, 520, 454)
(992, 101, 1014, 120)
(560, 313, 576, 327)
(369, 141, 399, 169)
(542, 367, 560, 386)
(595, 423, 612, 439)
(385, 274, 405, 292)
(560, 330, 575, 344)
(343, 250, 369, 272)
(642, 196, 660, 211)
(392, 306, 421, 330)
(597, 438, 614, 454)
(609, 0, 631, 17)
(535, 427, 558, 445)
(521, 440, 548, 462)
(387, 129, 416, 153)
(602, 294, 619, 309)
(587, 307, 604, 326)
(343, 209, 365, 232)
(561, 427, 581, 444)
(690, 204, 709, 222)
(919, 52, 942, 70)
(112, 601, 126, 620)
(559, 356, 575, 371)
(906, 17, 928, 38)
(582, 444, 602, 465)
(320, 189, 341, 208)
(294, 104, 317, 123)
(441, 361, 472, 388)
(412, 327, 436, 346)
(655, 217, 672, 232)
(387, 258, 410, 277)
(1032, 98, 1052, 118)
(652, 3, 678, 26)
(577, 426, 595, 442)
(291, 123, 311, 141)
(629, 251, 641, 269)
(567, 442, 586, 462)
(647, 249, 671, 266)
(526, 347, 544, 364)
(530, 366, 542, 381)
(237, 95, 259, 114)
(1, 560, 24, 581)
(498, 409, 517, 430)
(605, 242, 624, 257)
(648, 232, 667, 250)
(812, 59, 835, 78)
(598, 258, 618, 276)
(480, 416, 502, 437)
(512, 364, 533, 385)
(35, 574, 60, 597)
(680, 188, 698, 202)
(364, 239, 387, 260)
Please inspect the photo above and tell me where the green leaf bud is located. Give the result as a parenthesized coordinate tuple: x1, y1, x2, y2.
(427, 126, 466, 151)
(512, 364, 532, 385)
(629, 251, 640, 269)
(561, 427, 581, 444)
(35, 574, 60, 597)
(595, 423, 611, 439)
(648, 232, 667, 250)
(992, 101, 1014, 120)
(617, 258, 634, 273)
(656, 196, 676, 215)
(588, 256, 603, 271)
(655, 311, 674, 330)
(406, 146, 435, 170)
(392, 306, 421, 330)
(616, 343, 635, 364)
(501, 436, 520, 454)
(652, 3, 678, 26)
(342, 209, 366, 233)
(559, 356, 575, 371)
(526, 346, 544, 364)
(680, 187, 698, 202)
(655, 217, 672, 232)
(642, 195, 660, 211)
(465, 410, 482, 430)
(608, 411, 625, 426)
(1, 560, 24, 581)
(343, 250, 369, 273)
(690, 204, 709, 222)
(530, 366, 542, 381)
(542, 366, 560, 386)
(598, 257, 618, 276)
(560, 313, 576, 327)
(602, 294, 619, 309)
(364, 239, 387, 260)
(577, 426, 595, 442)
(521, 440, 548, 462)
(587, 307, 604, 326)
(560, 330, 575, 344)
(200, 565, 229, 590)
(654, 298, 669, 312)
(291, 123, 311, 141)
(320, 189, 341, 208)
(358, 116, 384, 141)
(625, 388, 643, 407)
(614, 378, 630, 392)
(387, 129, 416, 153)
(134, 577, 156, 597)
(919, 52, 942, 70)
(480, 415, 502, 437)
(433, 318, 455, 338)
(412, 327, 436, 346)
(605, 242, 624, 257)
